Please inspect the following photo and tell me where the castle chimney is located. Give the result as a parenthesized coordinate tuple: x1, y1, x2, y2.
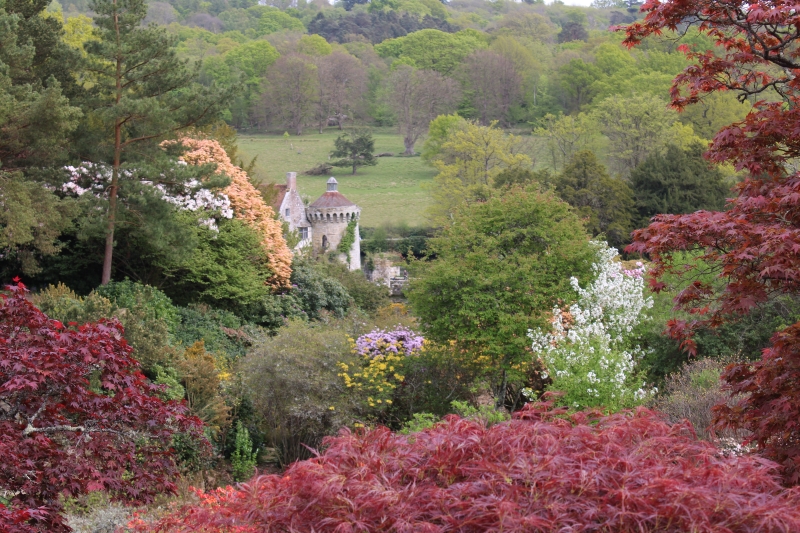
(286, 172, 297, 191)
(327, 177, 338, 192)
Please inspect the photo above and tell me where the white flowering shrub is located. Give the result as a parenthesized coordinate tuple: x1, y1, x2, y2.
(62, 163, 233, 231)
(527, 242, 654, 411)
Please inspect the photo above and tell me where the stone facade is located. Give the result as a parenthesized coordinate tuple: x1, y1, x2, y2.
(275, 174, 361, 270)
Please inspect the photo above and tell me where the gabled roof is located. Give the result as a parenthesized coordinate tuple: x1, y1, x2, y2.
(269, 184, 287, 211)
(309, 191, 357, 209)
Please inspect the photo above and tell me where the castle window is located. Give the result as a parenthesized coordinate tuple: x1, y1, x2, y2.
(300, 227, 308, 240)
(285, 208, 290, 217)
(322, 235, 328, 250)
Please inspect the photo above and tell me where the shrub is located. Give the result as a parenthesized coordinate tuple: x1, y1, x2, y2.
(0, 282, 206, 533)
(652, 357, 745, 441)
(230, 421, 257, 482)
(239, 320, 361, 466)
(315, 259, 390, 314)
(132, 401, 800, 533)
(528, 242, 654, 411)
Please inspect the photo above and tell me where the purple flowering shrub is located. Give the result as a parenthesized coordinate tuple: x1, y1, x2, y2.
(355, 326, 425, 358)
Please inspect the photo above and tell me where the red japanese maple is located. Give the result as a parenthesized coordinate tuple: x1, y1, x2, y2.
(132, 402, 800, 532)
(623, 1, 800, 484)
(0, 281, 206, 533)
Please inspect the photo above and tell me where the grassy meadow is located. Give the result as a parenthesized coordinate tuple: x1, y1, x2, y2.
(237, 129, 437, 228)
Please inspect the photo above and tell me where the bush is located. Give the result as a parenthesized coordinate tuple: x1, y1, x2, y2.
(315, 259, 389, 314)
(652, 357, 746, 442)
(133, 401, 800, 533)
(230, 421, 257, 482)
(239, 320, 361, 466)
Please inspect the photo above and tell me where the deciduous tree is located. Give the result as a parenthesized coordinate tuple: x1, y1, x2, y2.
(624, 0, 800, 485)
(261, 53, 319, 135)
(459, 50, 522, 126)
(387, 65, 461, 155)
(0, 281, 206, 533)
(315, 51, 367, 132)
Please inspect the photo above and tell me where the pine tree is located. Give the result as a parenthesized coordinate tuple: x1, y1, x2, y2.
(330, 129, 378, 175)
(82, 0, 230, 284)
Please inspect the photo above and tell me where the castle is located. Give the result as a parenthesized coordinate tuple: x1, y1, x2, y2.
(273, 172, 361, 270)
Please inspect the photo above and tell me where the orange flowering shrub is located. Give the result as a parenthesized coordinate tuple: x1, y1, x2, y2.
(168, 138, 292, 288)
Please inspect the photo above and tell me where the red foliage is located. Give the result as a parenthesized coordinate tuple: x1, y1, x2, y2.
(132, 402, 800, 533)
(0, 282, 207, 533)
(622, 0, 800, 485)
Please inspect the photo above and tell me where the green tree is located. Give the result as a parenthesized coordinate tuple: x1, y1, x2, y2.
(375, 29, 488, 76)
(553, 150, 634, 248)
(0, 1, 81, 169)
(231, 421, 257, 481)
(407, 188, 594, 407)
(629, 143, 729, 227)
(330, 129, 378, 174)
(534, 112, 596, 171)
(297, 34, 332, 56)
(82, 0, 227, 285)
(557, 59, 601, 113)
(0, 173, 78, 276)
(427, 121, 531, 225)
(593, 93, 677, 178)
(421, 114, 466, 162)
(257, 8, 305, 35)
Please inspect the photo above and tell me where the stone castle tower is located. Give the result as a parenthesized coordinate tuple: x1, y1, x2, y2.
(274, 174, 361, 270)
(308, 178, 361, 270)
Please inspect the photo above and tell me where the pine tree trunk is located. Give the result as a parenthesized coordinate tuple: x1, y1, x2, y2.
(102, 8, 122, 286)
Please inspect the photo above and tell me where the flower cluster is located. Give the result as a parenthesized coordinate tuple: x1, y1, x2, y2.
(62, 163, 234, 231)
(339, 326, 424, 407)
(168, 138, 292, 288)
(527, 242, 654, 411)
(354, 326, 425, 358)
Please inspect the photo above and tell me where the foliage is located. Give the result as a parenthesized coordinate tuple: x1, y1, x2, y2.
(132, 401, 800, 533)
(0, 174, 78, 276)
(82, 0, 227, 284)
(337, 219, 358, 259)
(529, 243, 653, 411)
(420, 113, 465, 162)
(239, 319, 360, 466)
(313, 259, 389, 314)
(174, 137, 292, 288)
(230, 421, 257, 482)
(427, 121, 532, 225)
(450, 399, 510, 426)
(330, 129, 378, 175)
(652, 357, 743, 441)
(408, 188, 594, 405)
(289, 258, 354, 321)
(32, 282, 177, 375)
(553, 150, 634, 249)
(0, 282, 206, 533)
(624, 0, 800, 485)
(307, 11, 457, 45)
(175, 341, 231, 436)
(629, 143, 729, 228)
(375, 29, 487, 75)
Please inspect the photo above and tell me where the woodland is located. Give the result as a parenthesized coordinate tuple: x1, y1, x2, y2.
(3, 0, 800, 531)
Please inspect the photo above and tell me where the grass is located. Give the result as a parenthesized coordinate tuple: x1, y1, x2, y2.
(236, 128, 437, 228)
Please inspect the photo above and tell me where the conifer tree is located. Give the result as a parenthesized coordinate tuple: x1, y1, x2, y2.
(82, 0, 229, 284)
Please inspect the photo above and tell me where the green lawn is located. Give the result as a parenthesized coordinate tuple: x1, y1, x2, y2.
(237, 129, 436, 228)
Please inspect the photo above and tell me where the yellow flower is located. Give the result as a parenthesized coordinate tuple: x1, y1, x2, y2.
(385, 400, 392, 405)
(329, 406, 335, 410)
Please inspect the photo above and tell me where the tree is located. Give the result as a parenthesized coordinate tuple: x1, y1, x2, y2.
(534, 112, 596, 171)
(624, 0, 800, 485)
(0, 174, 78, 276)
(630, 143, 728, 227)
(132, 402, 800, 533)
(593, 93, 677, 178)
(374, 28, 488, 75)
(315, 51, 368, 132)
(0, 282, 205, 533)
(427, 121, 532, 224)
(0, 2, 81, 169)
(556, 59, 601, 114)
(554, 151, 635, 249)
(261, 53, 319, 135)
(408, 189, 594, 406)
(459, 50, 522, 126)
(330, 129, 378, 175)
(387, 65, 461, 155)
(557, 21, 589, 43)
(82, 0, 226, 285)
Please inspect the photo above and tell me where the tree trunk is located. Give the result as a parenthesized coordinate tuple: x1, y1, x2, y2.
(403, 136, 415, 156)
(102, 8, 123, 286)
(494, 369, 508, 410)
(352, 162, 357, 174)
